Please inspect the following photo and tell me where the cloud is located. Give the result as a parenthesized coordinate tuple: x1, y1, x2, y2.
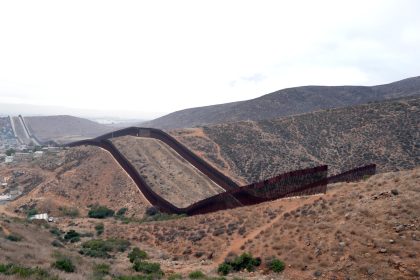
(0, 0, 419, 117)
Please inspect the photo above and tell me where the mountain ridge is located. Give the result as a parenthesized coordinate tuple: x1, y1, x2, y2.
(143, 76, 420, 129)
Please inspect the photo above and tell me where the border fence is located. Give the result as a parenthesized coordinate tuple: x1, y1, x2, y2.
(67, 127, 376, 215)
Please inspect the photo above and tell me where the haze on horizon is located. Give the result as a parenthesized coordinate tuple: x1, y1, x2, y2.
(0, 0, 419, 119)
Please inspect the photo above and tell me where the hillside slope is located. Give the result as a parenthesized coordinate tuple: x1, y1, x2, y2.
(25, 115, 112, 144)
(144, 76, 420, 129)
(111, 136, 224, 208)
(171, 96, 420, 183)
(3, 145, 150, 217)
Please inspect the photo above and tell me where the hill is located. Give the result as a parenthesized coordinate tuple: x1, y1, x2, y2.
(24, 115, 112, 144)
(144, 76, 420, 129)
(2, 145, 150, 218)
(1, 166, 418, 279)
(171, 95, 420, 183)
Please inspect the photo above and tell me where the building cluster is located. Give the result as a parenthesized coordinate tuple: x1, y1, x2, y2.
(0, 117, 61, 164)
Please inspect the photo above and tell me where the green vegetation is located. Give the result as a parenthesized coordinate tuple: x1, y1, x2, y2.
(6, 234, 22, 242)
(80, 239, 130, 258)
(49, 227, 63, 237)
(95, 223, 104, 235)
(26, 208, 38, 218)
(132, 260, 163, 277)
(52, 256, 75, 273)
(5, 148, 15, 156)
(218, 253, 261, 275)
(92, 263, 110, 279)
(167, 273, 183, 280)
(114, 275, 154, 280)
(143, 207, 186, 222)
(64, 229, 80, 243)
(217, 263, 232, 276)
(58, 206, 79, 218)
(0, 263, 59, 279)
(268, 258, 285, 273)
(188, 270, 206, 279)
(116, 207, 128, 217)
(88, 205, 115, 219)
(128, 247, 148, 263)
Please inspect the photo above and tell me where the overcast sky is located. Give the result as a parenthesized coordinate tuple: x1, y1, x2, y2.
(0, 0, 419, 119)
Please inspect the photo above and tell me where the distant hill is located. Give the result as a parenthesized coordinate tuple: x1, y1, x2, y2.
(24, 115, 112, 144)
(144, 76, 420, 129)
(171, 95, 420, 183)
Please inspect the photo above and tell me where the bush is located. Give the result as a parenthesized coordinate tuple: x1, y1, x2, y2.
(95, 223, 104, 235)
(132, 260, 163, 276)
(269, 258, 285, 273)
(167, 273, 183, 280)
(6, 234, 22, 242)
(116, 208, 128, 217)
(115, 275, 154, 280)
(53, 257, 75, 273)
(145, 206, 159, 216)
(51, 240, 64, 247)
(93, 263, 110, 277)
(26, 208, 38, 218)
(49, 227, 63, 237)
(0, 263, 58, 279)
(217, 263, 232, 275)
(188, 270, 206, 279)
(64, 230, 80, 243)
(80, 239, 130, 258)
(88, 205, 115, 219)
(128, 247, 148, 263)
(218, 253, 261, 275)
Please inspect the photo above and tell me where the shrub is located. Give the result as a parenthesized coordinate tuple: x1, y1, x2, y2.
(188, 270, 206, 279)
(128, 247, 148, 263)
(167, 273, 183, 280)
(26, 208, 38, 217)
(51, 240, 64, 247)
(53, 257, 75, 273)
(116, 207, 128, 217)
(80, 239, 130, 258)
(0, 263, 58, 279)
(88, 205, 115, 219)
(64, 230, 80, 243)
(6, 234, 22, 242)
(269, 258, 285, 273)
(115, 275, 154, 280)
(49, 227, 63, 237)
(145, 206, 159, 216)
(132, 260, 163, 276)
(217, 263, 232, 275)
(93, 263, 110, 277)
(218, 253, 261, 275)
(95, 223, 104, 235)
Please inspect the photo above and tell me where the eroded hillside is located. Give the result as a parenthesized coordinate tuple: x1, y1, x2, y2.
(172, 96, 420, 183)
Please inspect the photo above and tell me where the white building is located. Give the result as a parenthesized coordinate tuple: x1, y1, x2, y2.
(0, 194, 12, 201)
(29, 213, 49, 221)
(33, 151, 44, 158)
(5, 156, 13, 163)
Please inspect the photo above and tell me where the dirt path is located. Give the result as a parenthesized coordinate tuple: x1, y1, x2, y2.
(212, 195, 319, 267)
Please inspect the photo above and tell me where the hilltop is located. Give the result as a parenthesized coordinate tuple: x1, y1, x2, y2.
(171, 95, 420, 183)
(24, 115, 112, 144)
(143, 76, 420, 129)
